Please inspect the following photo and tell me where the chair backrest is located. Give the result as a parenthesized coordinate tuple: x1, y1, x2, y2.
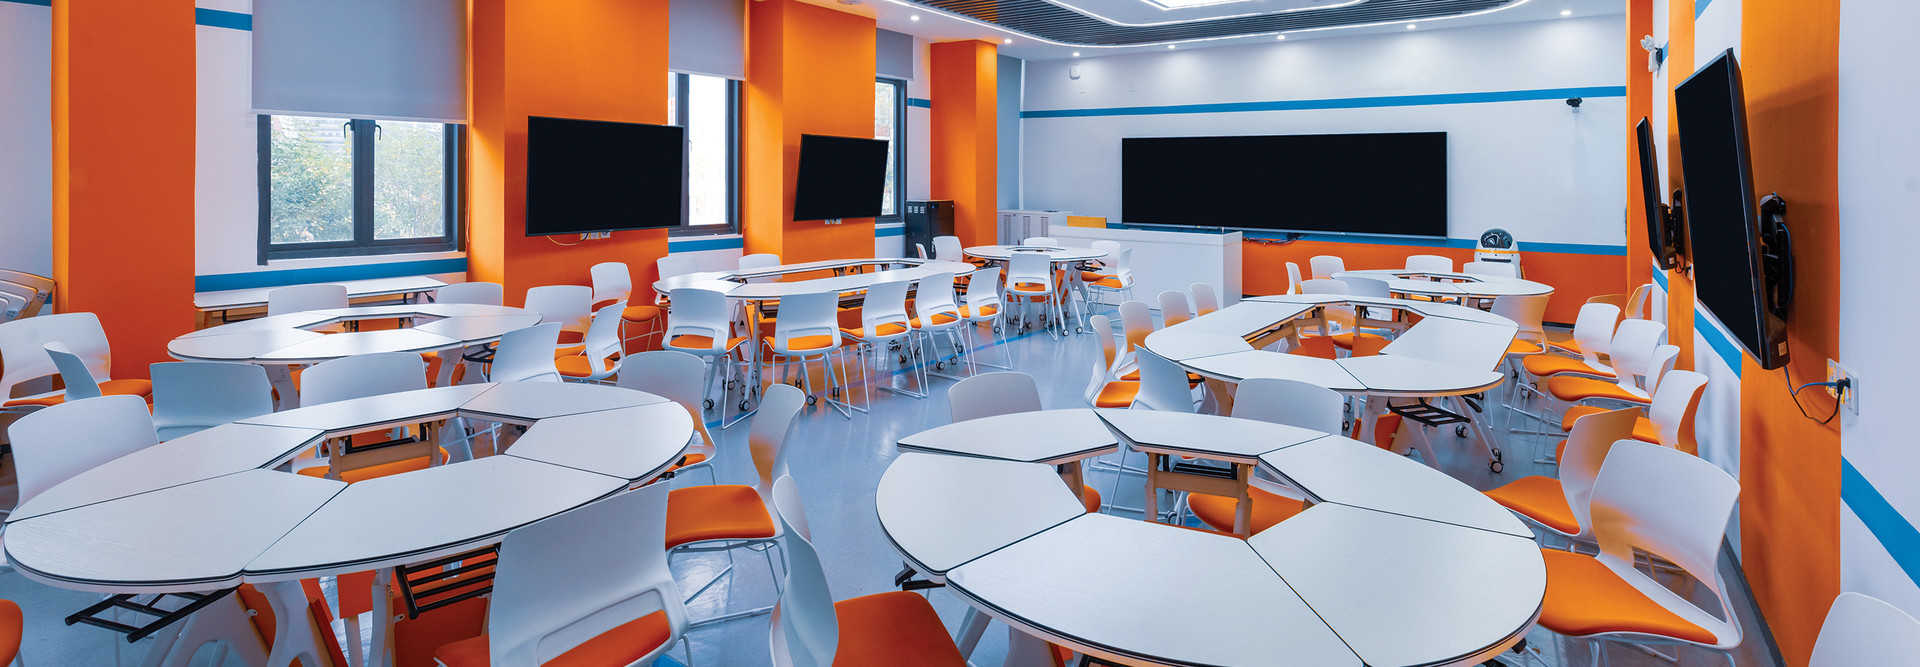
(1308, 255, 1345, 280)
(1231, 378, 1342, 433)
(1337, 276, 1392, 299)
(435, 282, 504, 306)
(772, 292, 842, 354)
(0, 312, 113, 400)
(1462, 261, 1520, 278)
(616, 350, 715, 455)
(1157, 290, 1193, 327)
(1569, 302, 1623, 366)
(770, 476, 837, 667)
(576, 299, 626, 366)
(950, 372, 1042, 422)
(1607, 319, 1668, 392)
(524, 285, 593, 336)
(657, 254, 700, 280)
(486, 481, 683, 665)
(1404, 254, 1454, 273)
(1107, 248, 1134, 283)
(1299, 278, 1349, 295)
(301, 352, 429, 405)
(1088, 241, 1122, 270)
(589, 262, 633, 306)
(1645, 344, 1680, 396)
(1132, 347, 1195, 413)
(1024, 237, 1058, 246)
(1007, 252, 1054, 291)
(915, 243, 928, 260)
(1556, 407, 1643, 540)
(43, 342, 101, 400)
(912, 273, 962, 319)
(1189, 283, 1219, 316)
(932, 236, 964, 263)
(1588, 440, 1742, 644)
(664, 288, 733, 351)
(739, 253, 782, 283)
(748, 385, 808, 502)
(1811, 593, 1920, 666)
(962, 268, 1002, 314)
(1624, 282, 1656, 320)
(861, 280, 914, 333)
(150, 362, 275, 439)
(10, 394, 160, 508)
(0, 269, 54, 322)
(266, 284, 348, 316)
(489, 323, 563, 383)
(1117, 300, 1154, 355)
(1648, 370, 1708, 455)
(1285, 262, 1304, 295)
(1086, 314, 1121, 404)
(1491, 294, 1550, 345)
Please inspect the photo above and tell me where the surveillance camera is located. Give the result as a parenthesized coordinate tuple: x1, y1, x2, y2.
(1566, 97, 1583, 114)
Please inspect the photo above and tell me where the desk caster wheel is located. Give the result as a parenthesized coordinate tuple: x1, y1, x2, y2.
(1489, 459, 1503, 473)
(704, 399, 715, 410)
(934, 361, 946, 371)
(1455, 425, 1468, 437)
(806, 394, 818, 406)
(739, 400, 751, 411)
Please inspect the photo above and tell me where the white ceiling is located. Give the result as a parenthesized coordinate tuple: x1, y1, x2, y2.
(797, 0, 1624, 61)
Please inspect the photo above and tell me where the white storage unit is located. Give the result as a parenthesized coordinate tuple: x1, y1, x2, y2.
(997, 209, 1070, 244)
(1049, 226, 1242, 310)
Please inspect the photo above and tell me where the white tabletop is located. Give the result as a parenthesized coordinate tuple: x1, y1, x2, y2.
(1257, 436, 1533, 538)
(7, 424, 325, 523)
(1095, 409, 1325, 462)
(963, 245, 1109, 263)
(254, 329, 462, 363)
(412, 314, 545, 343)
(948, 514, 1362, 667)
(876, 454, 1086, 578)
(167, 328, 329, 361)
(650, 258, 974, 297)
(194, 276, 447, 311)
(896, 409, 1118, 463)
(502, 402, 691, 482)
(1333, 269, 1553, 299)
(1179, 350, 1367, 392)
(456, 381, 668, 422)
(1380, 315, 1517, 370)
(1138, 331, 1253, 361)
(175, 312, 338, 339)
(1335, 354, 1504, 397)
(239, 383, 496, 431)
(1248, 504, 1544, 667)
(724, 266, 961, 301)
(173, 303, 537, 365)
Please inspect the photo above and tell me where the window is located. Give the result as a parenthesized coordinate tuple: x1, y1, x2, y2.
(258, 115, 459, 261)
(875, 78, 906, 222)
(667, 72, 741, 235)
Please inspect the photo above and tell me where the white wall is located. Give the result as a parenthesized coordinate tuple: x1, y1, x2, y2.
(1020, 15, 1628, 246)
(0, 2, 52, 278)
(1838, 0, 1920, 618)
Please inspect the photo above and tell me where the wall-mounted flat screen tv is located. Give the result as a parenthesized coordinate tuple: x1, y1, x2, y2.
(792, 134, 891, 221)
(525, 116, 684, 236)
(1637, 117, 1685, 270)
(1122, 132, 1448, 237)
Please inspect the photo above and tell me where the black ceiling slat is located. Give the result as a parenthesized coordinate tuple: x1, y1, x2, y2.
(912, 0, 1517, 45)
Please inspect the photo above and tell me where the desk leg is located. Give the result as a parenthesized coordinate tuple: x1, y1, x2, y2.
(1354, 394, 1378, 445)
(370, 569, 395, 667)
(137, 593, 269, 667)
(1232, 463, 1253, 537)
(265, 364, 300, 410)
(1143, 454, 1161, 523)
(259, 580, 330, 667)
(956, 607, 992, 658)
(1205, 378, 1237, 416)
(1004, 626, 1059, 667)
(1057, 462, 1087, 506)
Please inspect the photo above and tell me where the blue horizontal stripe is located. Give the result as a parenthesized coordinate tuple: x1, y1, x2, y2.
(908, 98, 933, 109)
(1842, 458, 1920, 591)
(1651, 265, 1671, 290)
(196, 258, 466, 292)
(1693, 307, 1746, 378)
(0, 0, 52, 7)
(1695, 0, 1715, 19)
(1121, 225, 1625, 255)
(1022, 86, 1628, 119)
(195, 8, 251, 31)
(1516, 241, 1628, 256)
(667, 236, 744, 253)
(875, 225, 905, 238)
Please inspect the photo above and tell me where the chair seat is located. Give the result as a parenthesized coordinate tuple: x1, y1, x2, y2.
(1559, 406, 1660, 442)
(1328, 331, 1387, 351)
(555, 354, 617, 378)
(1522, 354, 1614, 379)
(957, 305, 998, 318)
(1080, 271, 1110, 282)
(2, 378, 153, 408)
(1087, 277, 1126, 289)
(1094, 381, 1139, 408)
(1547, 376, 1649, 404)
(1115, 368, 1203, 385)
(1546, 339, 1583, 355)
(619, 305, 662, 323)
(1079, 485, 1101, 514)
(1538, 549, 1718, 645)
(297, 449, 447, 484)
(433, 610, 672, 667)
(665, 485, 776, 550)
(1506, 339, 1547, 355)
(668, 335, 746, 352)
(909, 313, 959, 328)
(1289, 336, 1339, 360)
(664, 452, 709, 474)
(1482, 476, 1579, 535)
(0, 599, 20, 667)
(1010, 282, 1052, 294)
(842, 323, 909, 339)
(766, 335, 837, 353)
(829, 591, 969, 667)
(1187, 486, 1307, 535)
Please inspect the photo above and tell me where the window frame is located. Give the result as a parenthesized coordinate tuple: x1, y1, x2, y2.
(876, 76, 908, 224)
(256, 116, 462, 263)
(668, 72, 742, 238)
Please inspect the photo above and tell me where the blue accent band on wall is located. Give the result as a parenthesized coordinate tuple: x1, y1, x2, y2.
(908, 98, 933, 109)
(667, 236, 744, 253)
(1694, 307, 1746, 377)
(1842, 458, 1920, 590)
(1651, 265, 1671, 290)
(0, 0, 53, 7)
(196, 258, 466, 292)
(1022, 86, 1628, 119)
(1123, 226, 1628, 255)
(195, 8, 252, 31)
(1695, 0, 1715, 19)
(875, 225, 905, 238)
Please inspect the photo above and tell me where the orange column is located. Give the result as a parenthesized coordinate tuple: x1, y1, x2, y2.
(929, 40, 998, 247)
(51, 0, 197, 372)
(741, 0, 878, 264)
(468, 0, 672, 303)
(1664, 0, 1697, 372)
(1623, 0, 1654, 290)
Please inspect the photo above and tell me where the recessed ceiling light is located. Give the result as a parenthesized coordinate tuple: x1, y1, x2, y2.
(1406, 24, 1417, 29)
(1003, 38, 1013, 44)
(1167, 44, 1176, 49)
(1276, 34, 1286, 40)
(1560, 9, 1571, 16)
(910, 14, 920, 21)
(1072, 51, 1081, 57)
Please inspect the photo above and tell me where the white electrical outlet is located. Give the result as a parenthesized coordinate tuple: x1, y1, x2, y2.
(1827, 359, 1859, 416)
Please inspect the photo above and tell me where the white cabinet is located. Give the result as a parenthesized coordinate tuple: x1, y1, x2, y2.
(997, 210, 1070, 245)
(1050, 226, 1242, 310)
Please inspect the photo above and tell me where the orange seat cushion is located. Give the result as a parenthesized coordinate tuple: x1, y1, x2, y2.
(765, 334, 836, 353)
(1507, 339, 1547, 355)
(1328, 331, 1386, 351)
(297, 449, 446, 484)
(909, 313, 959, 328)
(1559, 406, 1660, 442)
(841, 323, 909, 339)
(665, 484, 776, 550)
(1547, 376, 1649, 404)
(554, 344, 586, 359)
(668, 335, 746, 351)
(829, 591, 968, 667)
(555, 354, 617, 378)
(1522, 354, 1614, 379)
(957, 305, 997, 318)
(1547, 339, 1583, 355)
(1482, 476, 1579, 535)
(2, 378, 153, 408)
(1289, 336, 1339, 360)
(1079, 485, 1102, 514)
(1010, 282, 1051, 293)
(1087, 277, 1125, 289)
(1080, 271, 1110, 282)
(434, 610, 673, 667)
(664, 452, 709, 474)
(1187, 486, 1306, 535)
(619, 305, 662, 323)
(0, 599, 19, 667)
(1538, 549, 1718, 645)
(1094, 382, 1139, 408)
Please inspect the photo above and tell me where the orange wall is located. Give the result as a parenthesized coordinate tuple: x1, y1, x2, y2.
(467, 0, 671, 305)
(741, 0, 879, 264)
(1624, 0, 1655, 291)
(1664, 0, 1698, 373)
(1241, 240, 1623, 324)
(929, 40, 998, 246)
(51, 0, 197, 372)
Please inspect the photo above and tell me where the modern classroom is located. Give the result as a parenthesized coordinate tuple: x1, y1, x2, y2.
(0, 0, 1914, 666)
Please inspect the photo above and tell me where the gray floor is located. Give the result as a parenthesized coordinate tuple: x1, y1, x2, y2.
(0, 311, 1784, 667)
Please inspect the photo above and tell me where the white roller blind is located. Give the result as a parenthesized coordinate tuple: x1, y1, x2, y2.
(670, 0, 746, 80)
(877, 29, 914, 80)
(253, 0, 467, 123)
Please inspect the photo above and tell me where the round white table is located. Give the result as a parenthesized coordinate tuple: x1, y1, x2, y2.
(1334, 269, 1554, 303)
(649, 257, 977, 300)
(963, 245, 1109, 335)
(880, 410, 1545, 667)
(3, 382, 691, 667)
(168, 303, 541, 408)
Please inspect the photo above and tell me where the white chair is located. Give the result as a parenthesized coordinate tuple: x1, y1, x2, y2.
(657, 254, 700, 280)
(0, 312, 149, 411)
(1189, 283, 1220, 316)
(931, 236, 964, 263)
(1185, 377, 1338, 534)
(738, 253, 782, 284)
(1131, 348, 1197, 414)
(1285, 262, 1304, 295)
(1463, 261, 1520, 279)
(1157, 290, 1193, 327)
(149, 362, 274, 440)
(589, 262, 633, 310)
(1336, 275, 1396, 326)
(1536, 441, 1743, 666)
(1404, 254, 1453, 273)
(42, 343, 102, 402)
(616, 351, 717, 485)
(431, 481, 689, 667)
(0, 269, 54, 322)
(1112, 299, 1156, 382)
(910, 273, 973, 379)
(1023, 237, 1058, 246)
(556, 301, 624, 383)
(1492, 294, 1552, 408)
(765, 291, 855, 418)
(523, 285, 593, 344)
(266, 284, 347, 316)
(843, 279, 922, 399)
(663, 287, 749, 427)
(960, 267, 1013, 370)
(1082, 247, 1135, 309)
(488, 323, 564, 384)
(951, 372, 1102, 514)
(1516, 303, 1623, 420)
(1006, 252, 1064, 338)
(1810, 592, 1920, 666)
(1543, 319, 1666, 409)
(8, 394, 159, 510)
(1559, 368, 1712, 460)
(302, 352, 429, 406)
(1084, 314, 1142, 410)
(768, 476, 968, 667)
(434, 282, 504, 306)
(1308, 255, 1345, 280)
(1483, 406, 1640, 544)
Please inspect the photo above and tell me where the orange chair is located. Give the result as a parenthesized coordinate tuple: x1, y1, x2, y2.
(953, 371, 1102, 514)
(1482, 407, 1638, 544)
(1185, 378, 1337, 535)
(1558, 369, 1709, 457)
(0, 600, 20, 666)
(1085, 314, 1139, 409)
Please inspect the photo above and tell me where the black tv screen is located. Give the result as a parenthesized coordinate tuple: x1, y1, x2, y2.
(1122, 132, 1448, 237)
(525, 116, 684, 236)
(1676, 49, 1781, 367)
(1636, 118, 1680, 270)
(793, 134, 890, 221)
